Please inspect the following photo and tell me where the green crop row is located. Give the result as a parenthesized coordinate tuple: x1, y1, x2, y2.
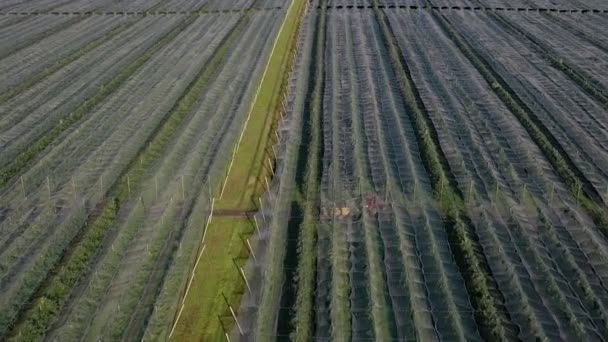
(290, 3, 325, 341)
(6, 200, 118, 341)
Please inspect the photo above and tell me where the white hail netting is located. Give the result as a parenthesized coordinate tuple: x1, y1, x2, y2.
(1, 0, 287, 14)
(39, 11, 283, 341)
(388, 10, 571, 209)
(233, 8, 484, 341)
(505, 12, 608, 94)
(231, 7, 314, 341)
(321, 11, 477, 341)
(448, 11, 608, 202)
(389, 9, 608, 340)
(0, 11, 282, 337)
(0, 0, 81, 12)
(0, 16, 80, 59)
(327, 0, 372, 7)
(0, 16, 180, 167)
(474, 0, 608, 8)
(233, 7, 608, 342)
(0, 14, 238, 335)
(0, 16, 119, 87)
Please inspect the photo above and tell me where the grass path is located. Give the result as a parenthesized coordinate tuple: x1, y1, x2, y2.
(170, 0, 308, 340)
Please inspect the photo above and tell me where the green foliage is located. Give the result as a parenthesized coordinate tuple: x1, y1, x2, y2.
(238, 0, 310, 340)
(8, 201, 117, 341)
(290, 6, 325, 341)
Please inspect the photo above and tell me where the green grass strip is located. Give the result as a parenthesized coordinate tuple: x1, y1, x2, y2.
(253, 2, 311, 339)
(171, 1, 307, 340)
(216, 0, 308, 210)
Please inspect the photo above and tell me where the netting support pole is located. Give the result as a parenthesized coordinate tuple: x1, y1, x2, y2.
(181, 175, 185, 200)
(245, 238, 256, 262)
(268, 158, 274, 176)
(254, 216, 262, 239)
(47, 176, 51, 201)
(223, 293, 243, 336)
(239, 266, 252, 294)
(264, 176, 271, 193)
(20, 176, 26, 200)
(127, 175, 131, 195)
(202, 198, 215, 244)
(155, 175, 159, 200)
(259, 197, 266, 222)
(71, 177, 77, 201)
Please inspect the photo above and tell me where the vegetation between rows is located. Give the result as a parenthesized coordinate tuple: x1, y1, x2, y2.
(169, 0, 309, 340)
(249, 0, 312, 340)
(289, 3, 325, 341)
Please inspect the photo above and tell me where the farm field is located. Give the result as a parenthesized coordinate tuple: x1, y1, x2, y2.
(0, 0, 293, 340)
(233, 1, 608, 341)
(1, 0, 608, 341)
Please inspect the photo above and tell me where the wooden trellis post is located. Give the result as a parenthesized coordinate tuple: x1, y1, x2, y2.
(181, 175, 185, 200)
(20, 176, 26, 199)
(222, 294, 243, 336)
(240, 266, 252, 294)
(253, 216, 261, 239)
(47, 176, 51, 200)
